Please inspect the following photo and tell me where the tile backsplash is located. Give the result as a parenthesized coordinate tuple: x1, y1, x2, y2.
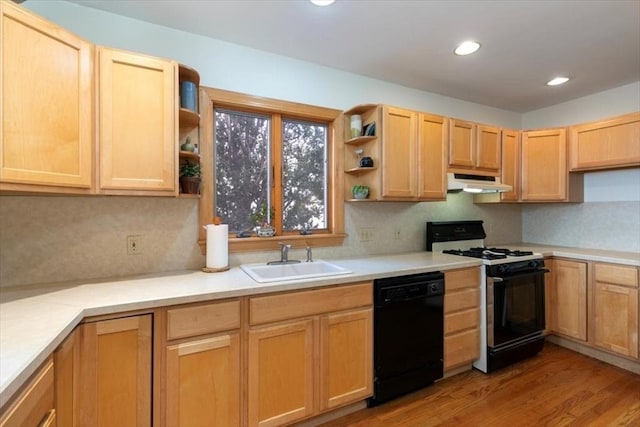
(522, 201, 640, 252)
(2, 194, 636, 289)
(0, 196, 203, 288)
(0, 193, 521, 288)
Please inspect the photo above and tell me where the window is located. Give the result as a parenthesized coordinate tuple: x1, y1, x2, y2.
(198, 88, 345, 252)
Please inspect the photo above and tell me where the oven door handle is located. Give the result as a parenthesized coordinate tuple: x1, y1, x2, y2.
(489, 268, 550, 283)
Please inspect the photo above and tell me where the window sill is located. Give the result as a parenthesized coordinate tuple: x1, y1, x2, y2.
(199, 233, 347, 254)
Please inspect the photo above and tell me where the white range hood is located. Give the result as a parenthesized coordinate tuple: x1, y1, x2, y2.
(447, 172, 512, 193)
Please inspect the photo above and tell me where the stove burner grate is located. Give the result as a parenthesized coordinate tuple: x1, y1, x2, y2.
(443, 247, 534, 260)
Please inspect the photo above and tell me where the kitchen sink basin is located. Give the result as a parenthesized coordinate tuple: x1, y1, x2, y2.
(240, 260, 352, 283)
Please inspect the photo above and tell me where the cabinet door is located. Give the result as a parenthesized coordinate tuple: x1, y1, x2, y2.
(0, 360, 54, 427)
(248, 319, 314, 427)
(594, 283, 638, 359)
(166, 334, 240, 426)
(570, 112, 640, 171)
(54, 328, 79, 427)
(444, 328, 480, 371)
(98, 47, 177, 194)
(448, 119, 475, 168)
(0, 1, 93, 192)
(417, 113, 447, 200)
(77, 315, 152, 427)
(381, 106, 417, 198)
(548, 260, 587, 341)
(319, 308, 373, 411)
(521, 128, 568, 201)
(444, 268, 480, 371)
(500, 129, 520, 202)
(476, 125, 501, 171)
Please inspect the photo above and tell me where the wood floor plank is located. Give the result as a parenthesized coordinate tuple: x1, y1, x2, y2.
(315, 343, 640, 427)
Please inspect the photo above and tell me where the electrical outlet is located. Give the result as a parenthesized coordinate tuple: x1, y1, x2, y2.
(358, 227, 375, 242)
(394, 228, 402, 240)
(127, 235, 143, 255)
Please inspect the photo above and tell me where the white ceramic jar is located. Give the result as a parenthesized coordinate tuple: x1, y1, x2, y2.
(350, 114, 362, 138)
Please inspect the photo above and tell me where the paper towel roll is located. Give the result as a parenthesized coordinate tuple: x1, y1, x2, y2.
(205, 224, 228, 269)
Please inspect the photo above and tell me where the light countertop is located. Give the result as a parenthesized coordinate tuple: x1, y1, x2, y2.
(0, 251, 477, 408)
(1, 245, 638, 408)
(503, 243, 640, 266)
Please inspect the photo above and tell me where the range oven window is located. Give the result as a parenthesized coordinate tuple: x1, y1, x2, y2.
(488, 270, 545, 349)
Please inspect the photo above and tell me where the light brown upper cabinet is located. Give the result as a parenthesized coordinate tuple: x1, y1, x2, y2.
(448, 119, 501, 175)
(0, 0, 93, 194)
(97, 47, 177, 195)
(569, 112, 640, 171)
(417, 113, 448, 201)
(381, 106, 417, 198)
(498, 129, 520, 202)
(344, 105, 447, 202)
(521, 128, 583, 202)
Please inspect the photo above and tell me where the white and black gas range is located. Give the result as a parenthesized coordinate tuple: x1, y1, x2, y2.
(427, 220, 548, 373)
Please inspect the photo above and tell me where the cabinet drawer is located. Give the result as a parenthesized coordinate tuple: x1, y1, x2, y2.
(167, 300, 240, 340)
(445, 288, 479, 314)
(444, 268, 481, 291)
(595, 264, 638, 288)
(444, 328, 480, 370)
(445, 308, 479, 334)
(250, 282, 372, 326)
(0, 360, 54, 427)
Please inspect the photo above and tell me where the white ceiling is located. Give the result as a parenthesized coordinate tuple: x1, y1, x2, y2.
(63, 0, 640, 113)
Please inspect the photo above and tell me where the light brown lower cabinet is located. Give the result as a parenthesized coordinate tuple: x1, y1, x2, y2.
(247, 283, 373, 427)
(54, 328, 79, 427)
(162, 299, 241, 426)
(593, 263, 639, 359)
(443, 267, 481, 372)
(0, 359, 55, 427)
(248, 319, 315, 427)
(77, 314, 152, 427)
(319, 308, 373, 411)
(547, 259, 588, 341)
(166, 334, 241, 426)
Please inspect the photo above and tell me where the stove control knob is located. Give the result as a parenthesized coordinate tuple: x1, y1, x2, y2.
(528, 260, 540, 269)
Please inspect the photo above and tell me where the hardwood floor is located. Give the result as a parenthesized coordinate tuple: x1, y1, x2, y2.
(318, 343, 640, 427)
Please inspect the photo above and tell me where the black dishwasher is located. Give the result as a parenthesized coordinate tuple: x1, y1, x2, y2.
(368, 271, 444, 406)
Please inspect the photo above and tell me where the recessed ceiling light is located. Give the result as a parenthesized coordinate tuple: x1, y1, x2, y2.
(310, 0, 335, 5)
(547, 76, 570, 86)
(454, 41, 481, 56)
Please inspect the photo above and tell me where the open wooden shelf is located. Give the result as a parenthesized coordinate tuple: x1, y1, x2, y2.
(179, 150, 200, 162)
(179, 108, 200, 134)
(345, 136, 376, 145)
(345, 166, 377, 175)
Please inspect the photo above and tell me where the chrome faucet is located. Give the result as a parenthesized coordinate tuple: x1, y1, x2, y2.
(306, 246, 313, 262)
(267, 242, 301, 265)
(280, 242, 291, 262)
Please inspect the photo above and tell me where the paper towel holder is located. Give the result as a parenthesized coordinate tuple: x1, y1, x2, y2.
(202, 217, 230, 273)
(202, 265, 230, 273)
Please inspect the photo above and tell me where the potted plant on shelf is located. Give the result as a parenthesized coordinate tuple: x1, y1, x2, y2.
(250, 203, 276, 237)
(352, 185, 369, 199)
(179, 161, 201, 194)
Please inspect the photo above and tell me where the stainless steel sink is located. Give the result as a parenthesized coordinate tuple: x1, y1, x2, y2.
(240, 260, 352, 283)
